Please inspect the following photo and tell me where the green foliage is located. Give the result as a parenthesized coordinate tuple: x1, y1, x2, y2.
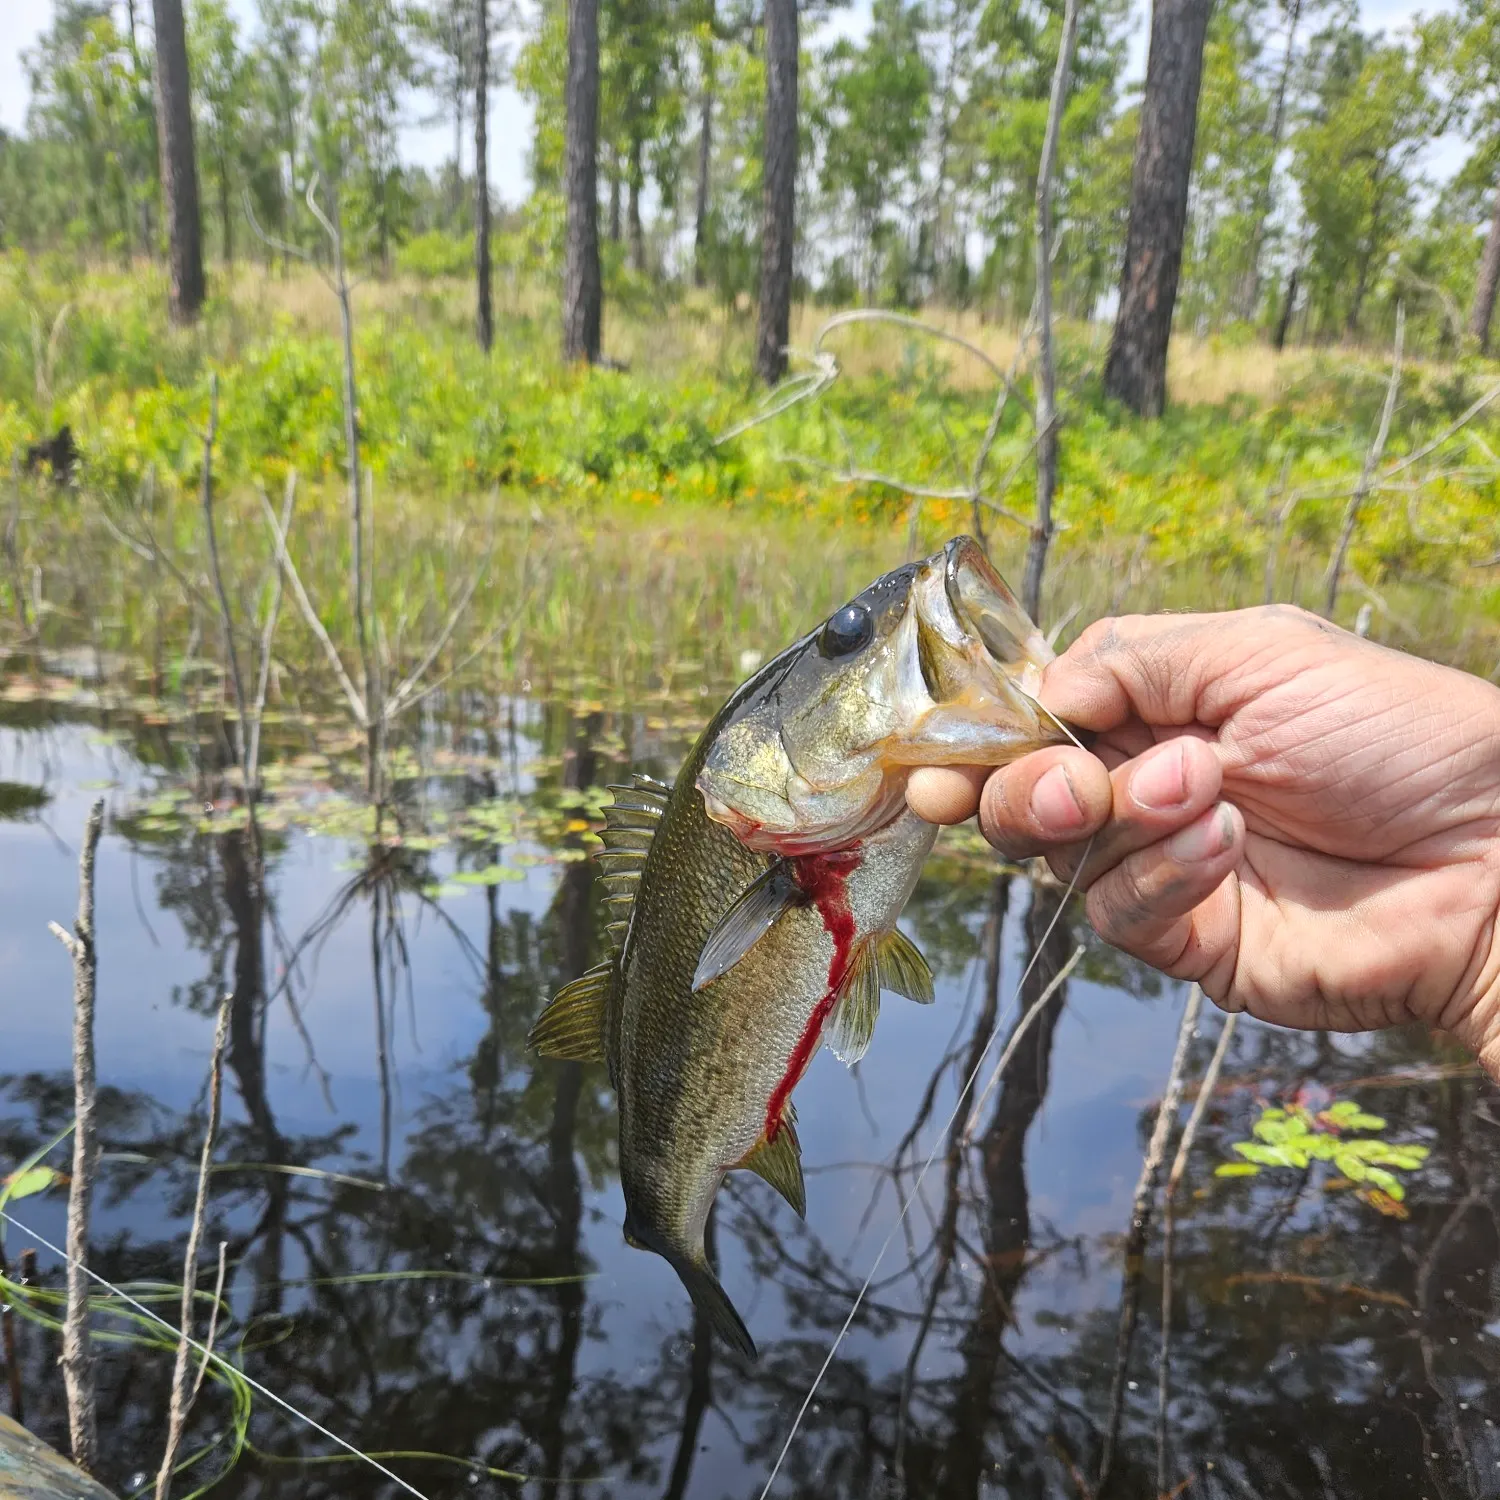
(1216, 1098, 1431, 1213)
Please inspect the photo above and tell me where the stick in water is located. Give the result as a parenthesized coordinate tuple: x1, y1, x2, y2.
(49, 797, 104, 1475)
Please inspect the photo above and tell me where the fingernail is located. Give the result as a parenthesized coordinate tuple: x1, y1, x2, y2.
(1132, 742, 1188, 810)
(1166, 805, 1234, 862)
(1030, 764, 1085, 831)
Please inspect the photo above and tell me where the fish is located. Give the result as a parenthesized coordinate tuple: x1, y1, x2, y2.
(528, 536, 1063, 1358)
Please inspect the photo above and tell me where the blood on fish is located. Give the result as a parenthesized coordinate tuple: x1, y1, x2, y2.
(763, 849, 863, 1141)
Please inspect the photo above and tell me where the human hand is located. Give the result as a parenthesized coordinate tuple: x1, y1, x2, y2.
(907, 607, 1500, 1076)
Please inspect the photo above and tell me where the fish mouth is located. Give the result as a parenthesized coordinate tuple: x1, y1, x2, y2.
(883, 536, 1058, 767)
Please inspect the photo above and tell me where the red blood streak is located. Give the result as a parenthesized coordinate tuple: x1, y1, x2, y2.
(763, 849, 863, 1142)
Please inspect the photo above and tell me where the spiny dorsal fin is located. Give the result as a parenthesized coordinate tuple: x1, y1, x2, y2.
(528, 961, 613, 1062)
(738, 1101, 805, 1217)
(691, 860, 800, 993)
(594, 776, 671, 955)
(826, 929, 935, 1065)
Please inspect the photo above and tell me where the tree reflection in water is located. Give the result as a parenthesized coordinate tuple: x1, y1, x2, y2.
(0, 701, 1497, 1499)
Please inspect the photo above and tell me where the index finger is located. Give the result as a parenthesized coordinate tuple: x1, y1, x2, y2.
(1038, 606, 1343, 734)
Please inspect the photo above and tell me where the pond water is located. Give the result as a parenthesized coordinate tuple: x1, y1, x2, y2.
(1, 663, 1498, 1500)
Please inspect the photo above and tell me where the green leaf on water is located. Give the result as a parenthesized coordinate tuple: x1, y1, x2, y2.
(1215, 1162, 1260, 1178)
(3, 1165, 66, 1201)
(449, 864, 524, 886)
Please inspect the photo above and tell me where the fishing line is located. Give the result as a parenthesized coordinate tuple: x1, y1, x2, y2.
(756, 834, 1095, 1499)
(0, 1209, 436, 1500)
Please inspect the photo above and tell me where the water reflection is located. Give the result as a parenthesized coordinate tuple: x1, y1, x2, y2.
(0, 685, 1497, 1498)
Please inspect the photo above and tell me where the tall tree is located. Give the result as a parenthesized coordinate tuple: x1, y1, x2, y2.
(151, 0, 207, 321)
(475, 0, 493, 350)
(1102, 0, 1213, 416)
(755, 0, 797, 384)
(562, 0, 602, 360)
(1437, 0, 1500, 350)
(188, 0, 249, 264)
(692, 12, 715, 287)
(1293, 30, 1438, 337)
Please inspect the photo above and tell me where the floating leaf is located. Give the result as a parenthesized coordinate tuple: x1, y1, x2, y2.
(1214, 1162, 1260, 1178)
(2, 1165, 68, 1201)
(449, 864, 525, 886)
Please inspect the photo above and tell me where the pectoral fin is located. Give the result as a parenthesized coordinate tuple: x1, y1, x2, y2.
(738, 1102, 805, 1218)
(826, 928, 935, 1065)
(692, 860, 803, 993)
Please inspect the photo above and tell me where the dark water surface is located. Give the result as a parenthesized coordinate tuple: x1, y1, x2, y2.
(1, 674, 1499, 1500)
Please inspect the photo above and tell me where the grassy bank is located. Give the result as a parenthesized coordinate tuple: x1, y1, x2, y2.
(4, 251, 1500, 705)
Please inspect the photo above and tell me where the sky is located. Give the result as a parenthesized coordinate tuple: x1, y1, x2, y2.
(0, 0, 1463, 211)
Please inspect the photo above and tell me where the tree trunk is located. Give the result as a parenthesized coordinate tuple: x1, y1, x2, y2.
(218, 151, 232, 265)
(693, 25, 714, 289)
(561, 0, 601, 363)
(608, 164, 621, 242)
(627, 137, 645, 273)
(1101, 0, 1212, 418)
(475, 0, 493, 352)
(151, 0, 206, 323)
(1272, 261, 1300, 351)
(1469, 179, 1500, 354)
(453, 93, 466, 223)
(1235, 0, 1300, 321)
(755, 0, 798, 385)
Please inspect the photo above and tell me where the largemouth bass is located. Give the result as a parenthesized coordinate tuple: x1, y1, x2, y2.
(529, 536, 1062, 1356)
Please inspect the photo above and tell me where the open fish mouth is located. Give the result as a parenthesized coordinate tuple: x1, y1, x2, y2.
(885, 535, 1056, 766)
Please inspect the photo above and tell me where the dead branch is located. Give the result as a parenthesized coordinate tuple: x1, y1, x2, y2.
(155, 993, 231, 1500)
(1024, 0, 1080, 624)
(1156, 1006, 1236, 1492)
(257, 486, 369, 727)
(49, 797, 104, 1475)
(245, 471, 298, 788)
(1325, 305, 1404, 618)
(198, 375, 254, 795)
(1097, 984, 1203, 1492)
(962, 943, 1084, 1144)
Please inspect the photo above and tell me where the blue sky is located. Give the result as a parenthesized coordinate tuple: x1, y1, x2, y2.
(0, 0, 1463, 210)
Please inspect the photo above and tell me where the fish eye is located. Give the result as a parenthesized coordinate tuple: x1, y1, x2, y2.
(819, 602, 873, 658)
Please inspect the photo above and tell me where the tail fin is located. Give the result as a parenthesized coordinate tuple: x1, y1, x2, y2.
(676, 1255, 757, 1360)
(624, 1208, 758, 1359)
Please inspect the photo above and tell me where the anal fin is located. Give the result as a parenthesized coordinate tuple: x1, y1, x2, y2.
(528, 960, 612, 1062)
(737, 1101, 805, 1218)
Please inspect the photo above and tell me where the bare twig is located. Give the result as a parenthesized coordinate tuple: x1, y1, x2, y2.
(1262, 456, 1295, 605)
(1097, 984, 1203, 1492)
(1156, 1007, 1237, 1493)
(257, 487, 369, 726)
(245, 472, 298, 788)
(4, 457, 32, 639)
(156, 994, 231, 1500)
(962, 943, 1084, 1143)
(50, 797, 104, 1475)
(1325, 304, 1403, 618)
(1024, 0, 1081, 625)
(198, 376, 254, 796)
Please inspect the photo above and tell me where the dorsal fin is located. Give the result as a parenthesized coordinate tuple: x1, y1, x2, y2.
(594, 774, 671, 955)
(529, 961, 614, 1061)
(737, 1101, 805, 1217)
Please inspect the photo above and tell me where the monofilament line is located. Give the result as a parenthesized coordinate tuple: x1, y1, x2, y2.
(0, 1210, 435, 1500)
(756, 838, 1094, 1499)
